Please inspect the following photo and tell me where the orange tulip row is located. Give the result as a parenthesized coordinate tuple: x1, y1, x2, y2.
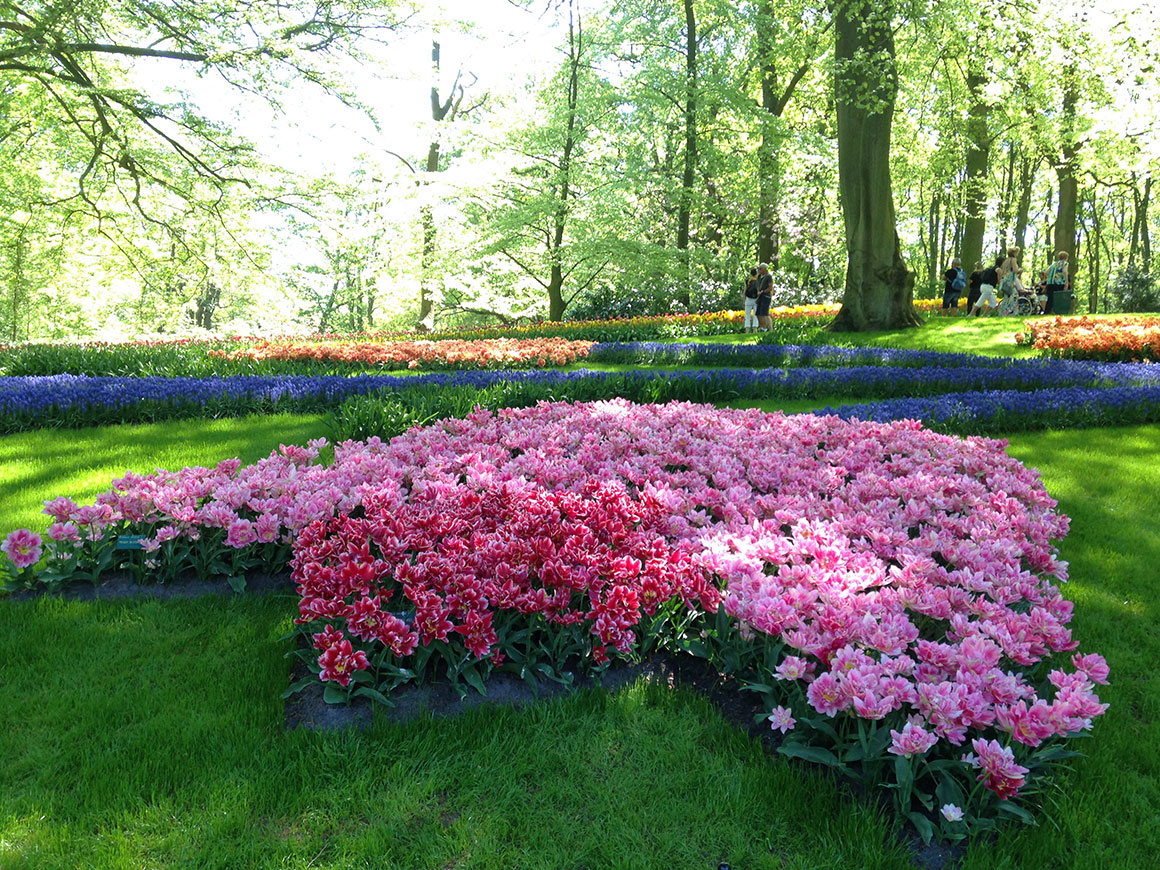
(209, 337, 598, 370)
(1015, 316, 1160, 362)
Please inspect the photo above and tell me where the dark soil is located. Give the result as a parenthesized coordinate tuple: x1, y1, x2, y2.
(284, 649, 768, 735)
(5, 570, 295, 602)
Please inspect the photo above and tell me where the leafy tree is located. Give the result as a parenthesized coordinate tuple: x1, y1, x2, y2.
(471, 0, 624, 322)
(1107, 263, 1160, 313)
(751, 0, 827, 268)
(417, 38, 485, 329)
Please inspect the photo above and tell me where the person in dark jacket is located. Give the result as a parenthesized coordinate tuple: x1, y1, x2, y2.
(1044, 251, 1069, 314)
(942, 258, 965, 314)
(755, 263, 774, 331)
(967, 261, 983, 314)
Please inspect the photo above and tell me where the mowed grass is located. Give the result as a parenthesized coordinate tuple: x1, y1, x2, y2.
(649, 312, 1040, 357)
(829, 313, 1039, 357)
(0, 595, 909, 869)
(2, 423, 1154, 867)
(0, 413, 329, 534)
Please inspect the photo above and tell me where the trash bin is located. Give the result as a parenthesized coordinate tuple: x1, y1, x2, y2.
(1055, 290, 1074, 314)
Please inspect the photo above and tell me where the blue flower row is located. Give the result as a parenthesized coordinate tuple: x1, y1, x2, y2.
(2, 360, 1153, 416)
(3, 344, 1159, 432)
(586, 341, 1159, 382)
(822, 385, 1160, 434)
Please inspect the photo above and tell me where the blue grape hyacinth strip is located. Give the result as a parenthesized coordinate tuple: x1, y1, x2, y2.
(2, 349, 1159, 433)
(819, 385, 1160, 434)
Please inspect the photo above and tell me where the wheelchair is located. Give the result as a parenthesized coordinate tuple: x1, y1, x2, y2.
(999, 288, 1037, 316)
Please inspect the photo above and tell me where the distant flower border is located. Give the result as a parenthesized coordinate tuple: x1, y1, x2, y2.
(1016, 315, 1160, 362)
(210, 337, 596, 370)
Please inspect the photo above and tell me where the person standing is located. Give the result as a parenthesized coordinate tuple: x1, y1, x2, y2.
(967, 261, 983, 314)
(1044, 251, 1069, 314)
(741, 268, 759, 332)
(1034, 270, 1048, 313)
(997, 246, 1020, 309)
(755, 263, 773, 331)
(999, 247, 1020, 286)
(942, 258, 966, 314)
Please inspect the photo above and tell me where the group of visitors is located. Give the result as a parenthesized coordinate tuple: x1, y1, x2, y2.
(939, 247, 1071, 317)
(742, 263, 773, 332)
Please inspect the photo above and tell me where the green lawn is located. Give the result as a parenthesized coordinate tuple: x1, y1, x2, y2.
(666, 312, 1042, 357)
(828, 314, 1040, 357)
(0, 337, 1155, 868)
(0, 595, 910, 869)
(971, 425, 1160, 869)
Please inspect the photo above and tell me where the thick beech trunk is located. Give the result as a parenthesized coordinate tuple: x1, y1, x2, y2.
(829, 0, 918, 331)
(960, 60, 989, 276)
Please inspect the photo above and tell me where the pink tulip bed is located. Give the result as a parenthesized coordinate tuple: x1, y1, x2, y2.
(0, 399, 1107, 842)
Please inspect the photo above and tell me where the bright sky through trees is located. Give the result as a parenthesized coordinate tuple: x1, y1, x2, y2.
(139, 0, 557, 177)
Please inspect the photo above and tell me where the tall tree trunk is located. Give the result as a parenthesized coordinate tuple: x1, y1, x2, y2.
(365, 276, 376, 328)
(546, 0, 583, 321)
(755, 2, 809, 268)
(829, 0, 917, 331)
(960, 58, 990, 276)
(1131, 174, 1152, 271)
(1054, 65, 1080, 268)
(703, 107, 725, 253)
(8, 224, 26, 342)
(351, 268, 363, 332)
(1144, 178, 1153, 271)
(674, 0, 697, 308)
(928, 191, 941, 285)
(419, 41, 476, 330)
(418, 41, 444, 330)
(1085, 190, 1100, 313)
(938, 202, 950, 281)
(319, 278, 339, 333)
(997, 141, 1017, 247)
(1013, 155, 1035, 258)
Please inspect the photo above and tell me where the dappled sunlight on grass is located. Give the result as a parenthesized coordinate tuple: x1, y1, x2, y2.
(827, 315, 1037, 357)
(968, 423, 1160, 868)
(1, 329, 1156, 868)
